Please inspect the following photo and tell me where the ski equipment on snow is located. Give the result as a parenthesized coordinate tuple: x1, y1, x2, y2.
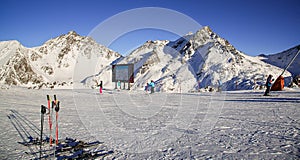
(40, 105, 47, 159)
(55, 101, 60, 145)
(46, 95, 53, 146)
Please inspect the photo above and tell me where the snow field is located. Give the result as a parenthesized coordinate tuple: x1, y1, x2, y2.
(0, 88, 299, 159)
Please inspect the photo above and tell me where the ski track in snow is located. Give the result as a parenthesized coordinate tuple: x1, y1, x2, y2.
(0, 88, 299, 159)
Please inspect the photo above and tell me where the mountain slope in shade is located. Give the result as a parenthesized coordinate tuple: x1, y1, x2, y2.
(0, 31, 121, 89)
(258, 45, 300, 77)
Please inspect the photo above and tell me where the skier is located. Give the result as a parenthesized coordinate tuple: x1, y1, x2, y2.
(144, 83, 149, 93)
(217, 80, 222, 92)
(264, 74, 273, 96)
(150, 80, 155, 94)
(117, 81, 121, 91)
(99, 81, 103, 94)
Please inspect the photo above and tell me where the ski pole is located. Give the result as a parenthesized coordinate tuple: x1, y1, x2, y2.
(40, 105, 47, 159)
(55, 101, 60, 145)
(54, 95, 57, 104)
(50, 100, 56, 146)
(46, 95, 52, 146)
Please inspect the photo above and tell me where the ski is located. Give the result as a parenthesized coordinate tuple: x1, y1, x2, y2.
(261, 94, 280, 97)
(23, 136, 107, 159)
(56, 138, 102, 152)
(18, 139, 40, 146)
(56, 149, 114, 160)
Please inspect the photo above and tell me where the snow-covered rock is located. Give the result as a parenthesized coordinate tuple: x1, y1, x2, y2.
(0, 31, 121, 89)
(109, 26, 292, 92)
(0, 27, 295, 91)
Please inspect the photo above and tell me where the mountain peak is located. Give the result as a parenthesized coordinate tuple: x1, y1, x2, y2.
(67, 30, 79, 36)
(0, 27, 295, 91)
(202, 26, 212, 33)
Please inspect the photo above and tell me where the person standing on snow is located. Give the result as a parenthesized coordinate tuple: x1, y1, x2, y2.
(117, 80, 121, 91)
(144, 83, 149, 93)
(150, 80, 155, 94)
(264, 75, 273, 96)
(217, 80, 222, 92)
(99, 81, 103, 94)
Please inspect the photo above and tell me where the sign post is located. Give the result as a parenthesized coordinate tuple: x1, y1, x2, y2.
(112, 64, 134, 90)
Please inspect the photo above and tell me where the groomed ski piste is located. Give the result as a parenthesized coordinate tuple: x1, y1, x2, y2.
(0, 87, 299, 159)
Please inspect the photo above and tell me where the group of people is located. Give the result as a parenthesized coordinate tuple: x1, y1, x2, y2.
(96, 76, 273, 95)
(145, 80, 155, 94)
(97, 80, 156, 94)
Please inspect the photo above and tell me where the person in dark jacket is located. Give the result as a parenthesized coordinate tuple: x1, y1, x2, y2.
(264, 75, 273, 96)
(99, 81, 103, 94)
(144, 83, 149, 93)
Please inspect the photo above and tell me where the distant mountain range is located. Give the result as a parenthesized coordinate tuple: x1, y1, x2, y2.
(258, 45, 300, 76)
(0, 26, 297, 92)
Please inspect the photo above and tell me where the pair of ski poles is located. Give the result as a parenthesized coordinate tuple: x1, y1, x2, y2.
(40, 95, 60, 159)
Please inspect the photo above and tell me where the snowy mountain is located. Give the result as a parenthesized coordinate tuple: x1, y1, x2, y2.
(0, 31, 121, 89)
(0, 27, 294, 91)
(258, 45, 300, 77)
(106, 26, 291, 92)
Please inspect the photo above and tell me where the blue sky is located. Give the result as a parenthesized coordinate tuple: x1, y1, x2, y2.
(1, 0, 300, 56)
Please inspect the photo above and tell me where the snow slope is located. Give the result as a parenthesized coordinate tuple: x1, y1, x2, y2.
(0, 27, 295, 92)
(0, 31, 121, 89)
(259, 45, 300, 76)
(104, 26, 291, 92)
(0, 40, 23, 66)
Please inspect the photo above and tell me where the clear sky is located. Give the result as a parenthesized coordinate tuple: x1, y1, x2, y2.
(1, 0, 300, 56)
